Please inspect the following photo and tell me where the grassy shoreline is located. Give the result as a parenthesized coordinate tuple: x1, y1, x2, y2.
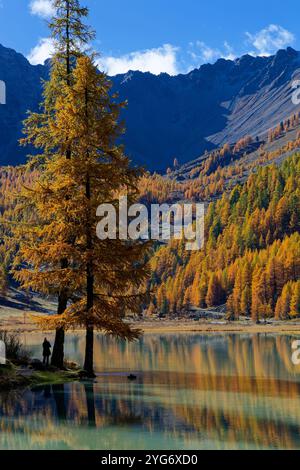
(0, 364, 80, 391)
(131, 319, 300, 334)
(2, 289, 300, 335)
(2, 316, 300, 335)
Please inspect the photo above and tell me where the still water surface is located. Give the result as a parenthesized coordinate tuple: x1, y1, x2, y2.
(1, 333, 300, 450)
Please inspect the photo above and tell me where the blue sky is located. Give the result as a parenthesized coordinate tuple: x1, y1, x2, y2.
(0, 0, 299, 75)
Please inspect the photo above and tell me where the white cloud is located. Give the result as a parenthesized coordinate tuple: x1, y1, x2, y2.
(98, 44, 179, 76)
(25, 25, 295, 75)
(188, 41, 236, 66)
(223, 41, 236, 61)
(194, 41, 220, 62)
(246, 24, 295, 56)
(29, 0, 55, 19)
(27, 37, 55, 65)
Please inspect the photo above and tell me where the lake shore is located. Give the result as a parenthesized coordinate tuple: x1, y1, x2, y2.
(2, 313, 300, 335)
(2, 289, 300, 335)
(131, 319, 300, 334)
(0, 364, 81, 391)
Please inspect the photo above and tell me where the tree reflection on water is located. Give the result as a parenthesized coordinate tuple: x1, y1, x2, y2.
(1, 333, 300, 450)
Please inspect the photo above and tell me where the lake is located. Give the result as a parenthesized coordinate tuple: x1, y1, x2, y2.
(1, 333, 300, 450)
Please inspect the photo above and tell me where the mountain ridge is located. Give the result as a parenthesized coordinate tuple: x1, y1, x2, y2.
(0, 44, 300, 170)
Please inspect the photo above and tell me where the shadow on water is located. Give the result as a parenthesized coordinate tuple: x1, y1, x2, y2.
(84, 382, 96, 427)
(52, 384, 68, 422)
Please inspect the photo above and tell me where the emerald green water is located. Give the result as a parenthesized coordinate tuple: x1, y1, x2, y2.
(1, 333, 300, 450)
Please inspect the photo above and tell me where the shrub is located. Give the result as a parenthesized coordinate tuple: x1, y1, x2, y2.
(0, 331, 31, 364)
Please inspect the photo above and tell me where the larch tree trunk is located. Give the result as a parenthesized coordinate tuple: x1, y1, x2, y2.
(51, 0, 72, 369)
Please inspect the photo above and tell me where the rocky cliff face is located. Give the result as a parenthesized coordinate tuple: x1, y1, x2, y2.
(0, 44, 48, 166)
(0, 44, 300, 171)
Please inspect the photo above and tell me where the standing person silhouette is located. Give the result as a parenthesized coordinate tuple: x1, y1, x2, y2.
(42, 338, 52, 367)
